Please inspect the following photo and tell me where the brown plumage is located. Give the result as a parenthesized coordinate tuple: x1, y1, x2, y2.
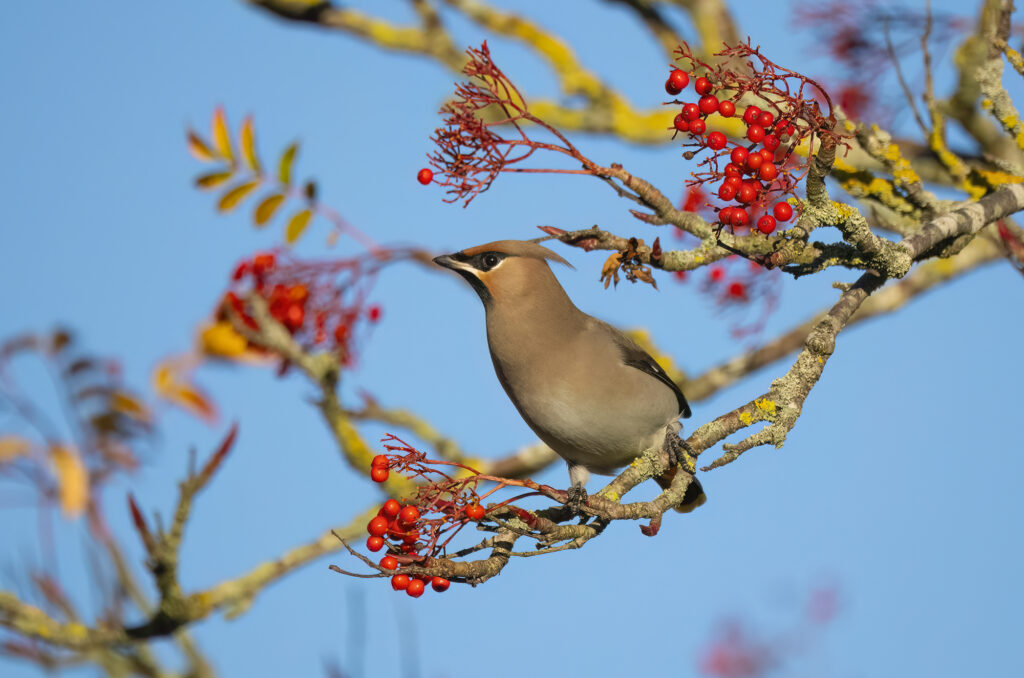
(434, 239, 705, 512)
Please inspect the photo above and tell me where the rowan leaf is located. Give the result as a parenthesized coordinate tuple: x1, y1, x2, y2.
(254, 193, 286, 226)
(211, 106, 234, 164)
(285, 209, 313, 244)
(0, 436, 31, 464)
(279, 143, 298, 185)
(110, 391, 152, 425)
(240, 115, 261, 172)
(199, 321, 250, 359)
(153, 361, 217, 424)
(217, 180, 261, 212)
(51, 445, 88, 518)
(187, 130, 216, 162)
(195, 171, 234, 190)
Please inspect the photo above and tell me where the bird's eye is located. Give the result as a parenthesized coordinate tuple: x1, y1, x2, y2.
(482, 253, 500, 269)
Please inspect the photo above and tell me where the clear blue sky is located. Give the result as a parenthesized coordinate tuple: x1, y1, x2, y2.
(2, 2, 1022, 677)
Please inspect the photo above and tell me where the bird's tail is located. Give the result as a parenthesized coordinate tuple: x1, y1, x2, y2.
(655, 465, 706, 513)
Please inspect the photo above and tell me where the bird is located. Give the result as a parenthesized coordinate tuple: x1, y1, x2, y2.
(433, 239, 705, 512)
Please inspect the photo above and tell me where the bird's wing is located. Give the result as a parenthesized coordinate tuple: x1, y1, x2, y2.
(591, 319, 692, 419)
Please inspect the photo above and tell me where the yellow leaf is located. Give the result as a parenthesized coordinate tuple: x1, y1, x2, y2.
(253, 194, 286, 226)
(212, 106, 234, 164)
(110, 391, 152, 425)
(199, 321, 249, 359)
(285, 209, 313, 244)
(279, 143, 298, 185)
(153, 360, 218, 424)
(240, 115, 261, 172)
(195, 171, 234, 190)
(0, 436, 31, 463)
(187, 130, 216, 162)
(217, 180, 260, 212)
(51, 445, 88, 518)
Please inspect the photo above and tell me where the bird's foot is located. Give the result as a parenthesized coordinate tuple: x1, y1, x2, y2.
(665, 430, 695, 470)
(565, 484, 589, 513)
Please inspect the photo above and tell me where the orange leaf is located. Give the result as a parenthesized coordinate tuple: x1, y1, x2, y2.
(195, 171, 234, 190)
(0, 436, 31, 464)
(254, 193, 286, 226)
(187, 130, 216, 162)
(199, 321, 251, 360)
(240, 115, 261, 172)
(51, 445, 88, 518)
(153, 360, 218, 424)
(211, 106, 234, 164)
(110, 391, 152, 425)
(278, 142, 298, 185)
(217, 180, 261, 212)
(285, 209, 313, 244)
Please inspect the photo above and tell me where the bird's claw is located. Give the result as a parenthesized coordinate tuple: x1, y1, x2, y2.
(565, 485, 589, 513)
(665, 430, 695, 470)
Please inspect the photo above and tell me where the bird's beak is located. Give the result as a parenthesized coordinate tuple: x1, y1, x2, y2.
(432, 253, 473, 273)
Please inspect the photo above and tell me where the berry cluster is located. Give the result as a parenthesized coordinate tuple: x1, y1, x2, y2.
(665, 68, 795, 234)
(221, 251, 382, 365)
(363, 496, 453, 598)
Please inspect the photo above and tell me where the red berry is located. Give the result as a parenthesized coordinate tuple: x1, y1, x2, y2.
(431, 577, 450, 593)
(757, 215, 778, 234)
(366, 536, 385, 552)
(665, 69, 689, 95)
(398, 506, 420, 526)
(707, 131, 727, 150)
(759, 149, 775, 163)
(746, 124, 765, 143)
(742, 106, 762, 125)
(370, 467, 389, 483)
(698, 95, 719, 115)
(718, 207, 734, 224)
(730, 147, 749, 166)
(252, 253, 276, 275)
(682, 103, 700, 121)
(728, 281, 747, 298)
(367, 305, 382, 323)
(757, 111, 775, 128)
(718, 182, 737, 201)
(759, 163, 778, 181)
(737, 184, 756, 204)
(284, 303, 304, 331)
(465, 504, 485, 520)
(724, 163, 742, 178)
(400, 543, 417, 554)
(371, 454, 389, 469)
(724, 176, 742, 189)
(417, 168, 433, 185)
(402, 531, 420, 545)
(688, 118, 706, 135)
(709, 266, 725, 282)
(232, 261, 249, 281)
(406, 579, 425, 598)
(673, 114, 689, 132)
(382, 499, 401, 519)
(368, 516, 389, 537)
(762, 134, 780, 151)
(732, 208, 750, 227)
(773, 202, 794, 222)
(694, 77, 713, 95)
(333, 324, 349, 343)
(718, 100, 736, 118)
(380, 556, 398, 570)
(673, 270, 687, 281)
(391, 574, 410, 591)
(745, 152, 764, 172)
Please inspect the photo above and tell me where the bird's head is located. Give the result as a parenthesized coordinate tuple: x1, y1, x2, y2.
(433, 240, 573, 306)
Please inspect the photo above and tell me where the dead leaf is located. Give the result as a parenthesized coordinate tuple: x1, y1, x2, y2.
(51, 445, 88, 518)
(0, 436, 31, 463)
(285, 209, 313, 244)
(240, 115, 261, 172)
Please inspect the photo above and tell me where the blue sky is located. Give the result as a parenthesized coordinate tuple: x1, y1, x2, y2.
(2, 1, 1023, 677)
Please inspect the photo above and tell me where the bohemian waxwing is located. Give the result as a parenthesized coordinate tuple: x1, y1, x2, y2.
(434, 239, 705, 512)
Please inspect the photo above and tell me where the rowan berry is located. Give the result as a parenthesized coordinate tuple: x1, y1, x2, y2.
(709, 266, 725, 282)
(665, 69, 689, 95)
(431, 577, 450, 593)
(759, 149, 774, 163)
(732, 208, 750, 227)
(391, 574, 410, 591)
(417, 168, 433, 185)
(366, 536, 385, 552)
(773, 202, 794, 222)
(367, 305, 382, 322)
(745, 152, 764, 171)
(747, 124, 765, 143)
(698, 95, 719, 115)
(398, 506, 420, 527)
(707, 131, 727, 150)
(724, 176, 742, 189)
(737, 184, 756, 204)
(688, 118, 706, 135)
(759, 163, 778, 181)
(682, 103, 700, 121)
(757, 215, 778, 234)
(368, 516, 389, 537)
(465, 504, 485, 520)
(730, 147, 748, 166)
(402, 531, 420, 545)
(762, 134, 780, 151)
(370, 467, 389, 483)
(719, 183, 737, 201)
(728, 281, 747, 298)
(252, 253, 276, 275)
(380, 556, 398, 570)
(406, 579, 425, 598)
(694, 77, 713, 95)
(724, 163, 742, 178)
(742, 106, 762, 125)
(757, 111, 775, 128)
(382, 499, 401, 519)
(673, 114, 689, 132)
(718, 100, 736, 117)
(371, 454, 389, 469)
